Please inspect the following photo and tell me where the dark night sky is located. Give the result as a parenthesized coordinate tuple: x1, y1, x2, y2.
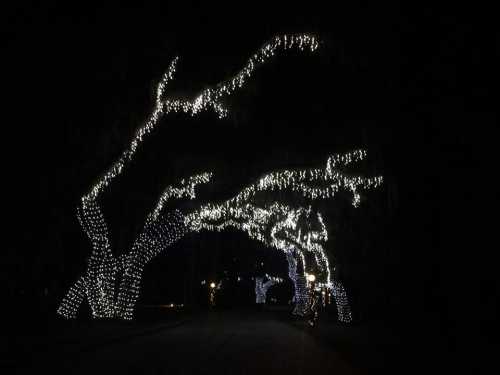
(3, 2, 494, 359)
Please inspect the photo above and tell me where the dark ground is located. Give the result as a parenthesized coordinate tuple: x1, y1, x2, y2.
(5, 306, 452, 375)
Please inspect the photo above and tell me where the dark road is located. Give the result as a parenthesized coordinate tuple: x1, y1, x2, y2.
(16, 310, 358, 375)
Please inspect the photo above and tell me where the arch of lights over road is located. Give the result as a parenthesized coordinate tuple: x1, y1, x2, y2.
(57, 34, 383, 322)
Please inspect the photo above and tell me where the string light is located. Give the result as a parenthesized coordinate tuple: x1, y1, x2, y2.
(57, 33, 382, 324)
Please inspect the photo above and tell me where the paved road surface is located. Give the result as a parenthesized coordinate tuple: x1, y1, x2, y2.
(16, 310, 358, 375)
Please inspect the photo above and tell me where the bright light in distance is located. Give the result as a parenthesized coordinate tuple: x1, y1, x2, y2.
(307, 274, 316, 282)
(210, 282, 216, 289)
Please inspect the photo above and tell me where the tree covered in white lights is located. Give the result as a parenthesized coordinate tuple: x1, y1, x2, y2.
(255, 275, 283, 304)
(57, 33, 383, 322)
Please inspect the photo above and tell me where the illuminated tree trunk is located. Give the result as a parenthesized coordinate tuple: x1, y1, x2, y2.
(292, 275, 309, 315)
(286, 250, 309, 316)
(58, 211, 188, 320)
(332, 280, 352, 323)
(115, 211, 187, 319)
(57, 199, 118, 319)
(255, 278, 277, 304)
(57, 276, 88, 319)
